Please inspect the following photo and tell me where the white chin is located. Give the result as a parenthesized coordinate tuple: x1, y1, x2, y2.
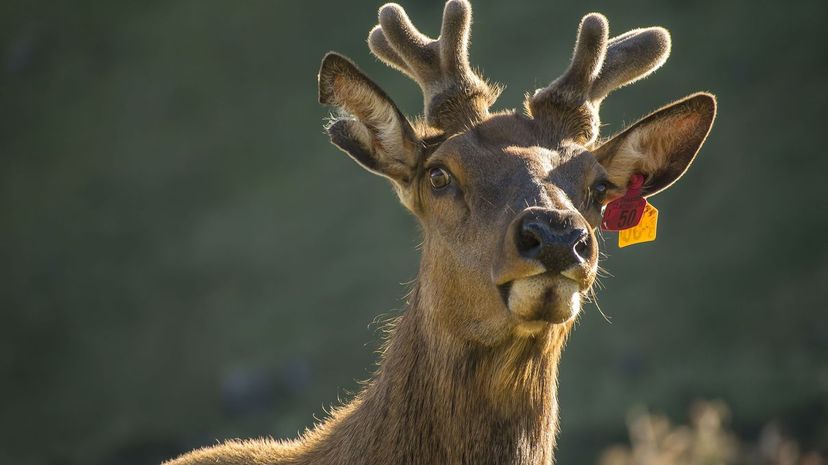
(507, 274, 581, 329)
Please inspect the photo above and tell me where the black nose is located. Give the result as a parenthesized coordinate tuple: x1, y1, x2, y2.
(516, 209, 590, 272)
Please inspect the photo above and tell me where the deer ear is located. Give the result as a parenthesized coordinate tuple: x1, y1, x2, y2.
(319, 52, 421, 186)
(593, 93, 716, 197)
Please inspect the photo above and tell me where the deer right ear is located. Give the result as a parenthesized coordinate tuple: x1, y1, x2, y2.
(593, 93, 716, 197)
(319, 53, 421, 186)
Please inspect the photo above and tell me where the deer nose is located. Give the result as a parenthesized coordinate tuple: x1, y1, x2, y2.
(516, 210, 590, 273)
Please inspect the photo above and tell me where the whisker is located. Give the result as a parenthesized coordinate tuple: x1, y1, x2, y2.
(479, 195, 496, 208)
(589, 286, 611, 324)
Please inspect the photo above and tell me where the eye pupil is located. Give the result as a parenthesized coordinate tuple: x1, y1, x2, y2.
(591, 181, 608, 204)
(429, 167, 451, 189)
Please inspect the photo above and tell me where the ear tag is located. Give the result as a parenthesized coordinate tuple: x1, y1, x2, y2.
(600, 173, 659, 247)
(601, 174, 647, 231)
(618, 202, 658, 247)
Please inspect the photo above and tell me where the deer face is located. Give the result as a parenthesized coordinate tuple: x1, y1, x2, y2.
(415, 117, 605, 338)
(318, 1, 715, 345)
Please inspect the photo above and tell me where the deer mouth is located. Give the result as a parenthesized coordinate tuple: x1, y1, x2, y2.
(499, 272, 582, 332)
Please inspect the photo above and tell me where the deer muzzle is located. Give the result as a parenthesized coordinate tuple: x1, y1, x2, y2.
(492, 207, 598, 328)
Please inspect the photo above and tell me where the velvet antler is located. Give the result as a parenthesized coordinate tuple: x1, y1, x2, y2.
(368, 0, 501, 134)
(528, 13, 671, 146)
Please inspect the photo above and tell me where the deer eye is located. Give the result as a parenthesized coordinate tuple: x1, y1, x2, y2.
(590, 181, 610, 205)
(428, 167, 452, 190)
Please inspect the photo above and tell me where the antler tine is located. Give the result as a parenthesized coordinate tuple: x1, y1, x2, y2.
(438, 0, 472, 74)
(368, 25, 413, 78)
(368, 1, 500, 134)
(590, 27, 671, 102)
(528, 13, 671, 146)
(555, 13, 610, 99)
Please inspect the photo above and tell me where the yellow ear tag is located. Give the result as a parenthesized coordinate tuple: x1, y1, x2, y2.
(618, 202, 658, 248)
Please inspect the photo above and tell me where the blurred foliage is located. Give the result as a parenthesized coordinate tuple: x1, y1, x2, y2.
(1, 0, 826, 464)
(600, 400, 826, 465)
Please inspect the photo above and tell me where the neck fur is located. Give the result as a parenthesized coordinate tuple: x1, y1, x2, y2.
(301, 282, 573, 465)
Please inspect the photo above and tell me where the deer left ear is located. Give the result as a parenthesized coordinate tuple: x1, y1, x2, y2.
(318, 52, 421, 187)
(593, 93, 716, 197)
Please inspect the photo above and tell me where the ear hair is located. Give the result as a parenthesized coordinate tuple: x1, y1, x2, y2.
(318, 52, 421, 184)
(325, 119, 382, 173)
(594, 92, 717, 197)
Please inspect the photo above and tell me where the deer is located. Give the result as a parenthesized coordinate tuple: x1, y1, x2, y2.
(164, 1, 715, 464)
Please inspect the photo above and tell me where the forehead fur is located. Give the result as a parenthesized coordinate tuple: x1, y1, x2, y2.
(430, 113, 598, 177)
(424, 112, 604, 214)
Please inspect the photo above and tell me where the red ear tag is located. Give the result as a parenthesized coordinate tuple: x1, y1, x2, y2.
(601, 174, 647, 231)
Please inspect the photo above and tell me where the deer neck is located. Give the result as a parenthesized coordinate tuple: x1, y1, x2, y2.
(308, 280, 572, 465)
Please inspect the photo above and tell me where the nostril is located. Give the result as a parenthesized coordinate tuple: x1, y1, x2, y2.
(517, 222, 543, 255)
(570, 228, 590, 261)
(572, 229, 590, 260)
(514, 211, 591, 271)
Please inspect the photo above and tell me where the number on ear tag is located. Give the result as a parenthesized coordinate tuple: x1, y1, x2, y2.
(601, 174, 646, 231)
(618, 202, 658, 247)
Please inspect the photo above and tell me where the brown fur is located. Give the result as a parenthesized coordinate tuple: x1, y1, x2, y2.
(165, 2, 716, 464)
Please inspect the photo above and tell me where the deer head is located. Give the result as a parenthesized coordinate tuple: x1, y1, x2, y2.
(318, 1, 715, 346)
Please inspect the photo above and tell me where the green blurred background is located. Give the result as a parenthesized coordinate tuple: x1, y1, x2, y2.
(2, 0, 826, 464)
